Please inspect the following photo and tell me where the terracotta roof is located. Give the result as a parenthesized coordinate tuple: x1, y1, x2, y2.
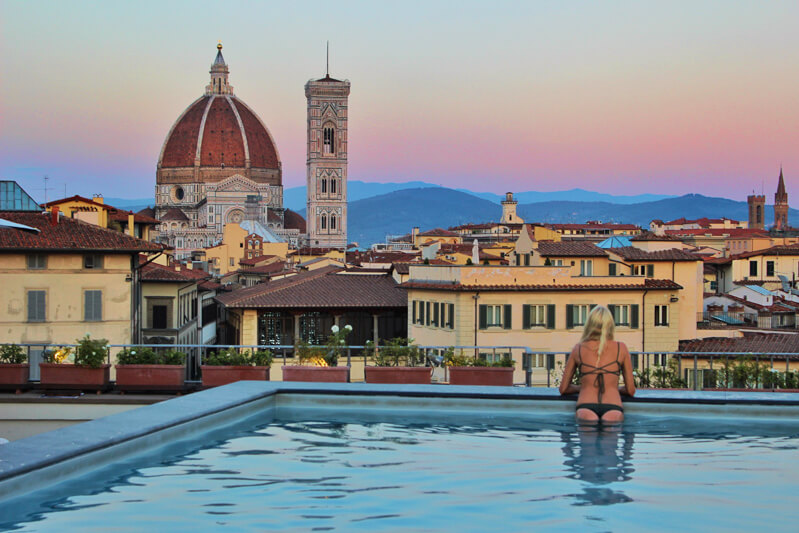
(662, 217, 743, 227)
(240, 261, 289, 276)
(730, 244, 799, 260)
(536, 241, 608, 257)
(608, 246, 700, 262)
(140, 262, 201, 282)
(198, 280, 222, 291)
(284, 209, 306, 233)
(0, 212, 164, 253)
(160, 207, 190, 221)
(216, 266, 406, 309)
(630, 231, 682, 241)
(347, 250, 419, 265)
(549, 223, 640, 231)
(159, 95, 280, 171)
(108, 209, 160, 225)
(402, 278, 682, 292)
(239, 254, 277, 266)
(295, 246, 341, 255)
(138, 207, 156, 219)
(419, 228, 460, 237)
(680, 334, 799, 357)
(665, 228, 768, 238)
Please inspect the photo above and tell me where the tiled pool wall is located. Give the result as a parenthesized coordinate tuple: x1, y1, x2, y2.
(2, 382, 799, 502)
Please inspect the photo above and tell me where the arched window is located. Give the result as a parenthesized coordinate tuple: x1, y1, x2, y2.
(756, 205, 762, 224)
(321, 179, 327, 193)
(330, 214, 337, 230)
(321, 214, 327, 230)
(323, 126, 335, 155)
(331, 179, 337, 194)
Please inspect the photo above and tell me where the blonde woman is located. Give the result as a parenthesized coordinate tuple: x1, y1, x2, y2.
(559, 305, 636, 423)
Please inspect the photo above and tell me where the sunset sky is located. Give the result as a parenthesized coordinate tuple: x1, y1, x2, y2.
(1, 0, 797, 202)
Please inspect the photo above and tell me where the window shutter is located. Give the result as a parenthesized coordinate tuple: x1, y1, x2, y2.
(608, 304, 616, 320)
(432, 302, 439, 327)
(412, 300, 417, 324)
(546, 304, 555, 329)
(27, 291, 36, 321)
(522, 305, 531, 329)
(647, 264, 654, 277)
(609, 263, 617, 276)
(419, 301, 425, 324)
(426, 302, 431, 326)
(85, 291, 93, 321)
(503, 304, 512, 329)
(589, 303, 597, 311)
(631, 304, 639, 329)
(566, 304, 574, 329)
(448, 303, 454, 329)
(479, 305, 487, 329)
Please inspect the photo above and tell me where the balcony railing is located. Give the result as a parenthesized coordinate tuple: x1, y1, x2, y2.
(698, 311, 798, 330)
(4, 343, 798, 391)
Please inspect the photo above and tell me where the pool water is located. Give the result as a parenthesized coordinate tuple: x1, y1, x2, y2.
(3, 415, 799, 531)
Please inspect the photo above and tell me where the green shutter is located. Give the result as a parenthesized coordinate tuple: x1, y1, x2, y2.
(546, 304, 555, 329)
(426, 302, 431, 326)
(631, 304, 639, 329)
(479, 305, 487, 329)
(522, 305, 531, 329)
(448, 303, 454, 329)
(432, 302, 439, 327)
(419, 301, 425, 324)
(647, 264, 654, 277)
(412, 300, 417, 323)
(566, 304, 574, 329)
(608, 304, 616, 321)
(503, 304, 512, 329)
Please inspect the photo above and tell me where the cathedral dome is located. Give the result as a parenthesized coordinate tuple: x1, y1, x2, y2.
(157, 45, 281, 179)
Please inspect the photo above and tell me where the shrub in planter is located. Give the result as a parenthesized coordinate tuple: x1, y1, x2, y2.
(39, 336, 111, 392)
(201, 348, 272, 387)
(283, 325, 352, 382)
(115, 347, 187, 392)
(0, 344, 30, 393)
(365, 338, 431, 384)
(445, 349, 515, 386)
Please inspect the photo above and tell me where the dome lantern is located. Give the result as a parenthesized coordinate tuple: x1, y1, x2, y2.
(206, 41, 233, 96)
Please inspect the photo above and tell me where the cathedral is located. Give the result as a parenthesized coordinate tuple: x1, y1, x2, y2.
(154, 44, 350, 258)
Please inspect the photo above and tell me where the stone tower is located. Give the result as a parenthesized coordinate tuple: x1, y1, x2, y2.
(748, 192, 765, 230)
(500, 192, 523, 224)
(774, 167, 788, 230)
(305, 62, 351, 249)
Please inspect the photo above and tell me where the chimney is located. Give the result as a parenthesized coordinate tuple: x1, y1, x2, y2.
(127, 213, 135, 236)
(50, 206, 60, 225)
(92, 194, 104, 204)
(412, 227, 419, 242)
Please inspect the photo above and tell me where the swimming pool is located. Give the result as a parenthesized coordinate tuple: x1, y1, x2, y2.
(1, 384, 799, 531)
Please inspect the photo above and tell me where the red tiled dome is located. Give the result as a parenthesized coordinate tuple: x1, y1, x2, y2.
(158, 95, 280, 171)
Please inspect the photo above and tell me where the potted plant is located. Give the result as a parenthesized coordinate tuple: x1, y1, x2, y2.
(115, 347, 186, 392)
(201, 348, 272, 387)
(364, 338, 431, 384)
(445, 349, 515, 386)
(39, 336, 111, 393)
(282, 325, 351, 383)
(0, 344, 29, 394)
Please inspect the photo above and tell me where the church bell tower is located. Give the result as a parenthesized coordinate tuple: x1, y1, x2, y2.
(305, 51, 350, 249)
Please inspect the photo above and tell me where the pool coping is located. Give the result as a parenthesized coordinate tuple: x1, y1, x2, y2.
(1, 383, 799, 498)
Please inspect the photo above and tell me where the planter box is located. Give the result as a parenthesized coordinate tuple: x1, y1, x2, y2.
(201, 365, 270, 387)
(116, 364, 185, 392)
(282, 365, 350, 383)
(448, 366, 514, 386)
(365, 366, 432, 384)
(0, 364, 30, 393)
(39, 363, 111, 392)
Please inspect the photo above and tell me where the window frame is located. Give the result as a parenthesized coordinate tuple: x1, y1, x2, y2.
(84, 289, 103, 322)
(654, 304, 669, 327)
(27, 290, 46, 322)
(27, 254, 47, 270)
(83, 254, 104, 270)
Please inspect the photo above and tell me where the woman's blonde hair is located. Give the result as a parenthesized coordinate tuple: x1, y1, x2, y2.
(580, 305, 615, 356)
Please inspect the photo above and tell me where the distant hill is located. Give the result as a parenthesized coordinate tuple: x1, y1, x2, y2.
(345, 188, 500, 247)
(284, 180, 435, 211)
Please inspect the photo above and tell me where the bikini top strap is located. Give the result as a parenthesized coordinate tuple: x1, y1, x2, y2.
(616, 342, 620, 363)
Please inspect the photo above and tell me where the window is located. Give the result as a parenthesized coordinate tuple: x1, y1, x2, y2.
(27, 254, 47, 270)
(321, 214, 327, 230)
(634, 264, 654, 277)
(83, 254, 104, 269)
(479, 304, 511, 329)
(749, 260, 758, 276)
(331, 179, 337, 194)
(766, 261, 775, 277)
(566, 304, 591, 328)
(152, 305, 168, 329)
(447, 303, 454, 329)
(580, 260, 593, 276)
(608, 263, 617, 276)
(84, 290, 102, 321)
(479, 352, 511, 364)
(425, 302, 431, 326)
(323, 126, 335, 155)
(553, 259, 563, 266)
(524, 254, 530, 266)
(523, 304, 555, 329)
(654, 305, 669, 326)
(27, 290, 46, 322)
(330, 215, 337, 230)
(432, 301, 439, 327)
(321, 179, 327, 193)
(608, 304, 630, 326)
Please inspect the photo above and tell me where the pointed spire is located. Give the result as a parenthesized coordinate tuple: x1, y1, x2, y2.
(214, 41, 226, 66)
(777, 165, 787, 198)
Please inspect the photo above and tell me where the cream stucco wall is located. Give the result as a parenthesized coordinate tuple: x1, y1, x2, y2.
(0, 253, 134, 345)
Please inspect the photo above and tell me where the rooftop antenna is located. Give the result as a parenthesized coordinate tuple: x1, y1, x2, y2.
(43, 175, 49, 205)
(326, 40, 329, 77)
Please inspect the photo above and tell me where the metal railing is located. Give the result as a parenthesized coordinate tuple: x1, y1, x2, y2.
(4, 343, 798, 391)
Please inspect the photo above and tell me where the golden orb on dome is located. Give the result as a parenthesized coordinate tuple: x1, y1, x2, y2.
(217, 41, 223, 50)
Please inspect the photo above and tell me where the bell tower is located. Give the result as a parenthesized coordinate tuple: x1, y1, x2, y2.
(305, 53, 350, 249)
(748, 192, 765, 230)
(774, 166, 788, 230)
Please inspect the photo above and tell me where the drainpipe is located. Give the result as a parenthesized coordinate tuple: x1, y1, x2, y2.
(473, 292, 480, 357)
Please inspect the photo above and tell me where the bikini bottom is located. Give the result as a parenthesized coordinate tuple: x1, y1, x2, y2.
(576, 403, 624, 418)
